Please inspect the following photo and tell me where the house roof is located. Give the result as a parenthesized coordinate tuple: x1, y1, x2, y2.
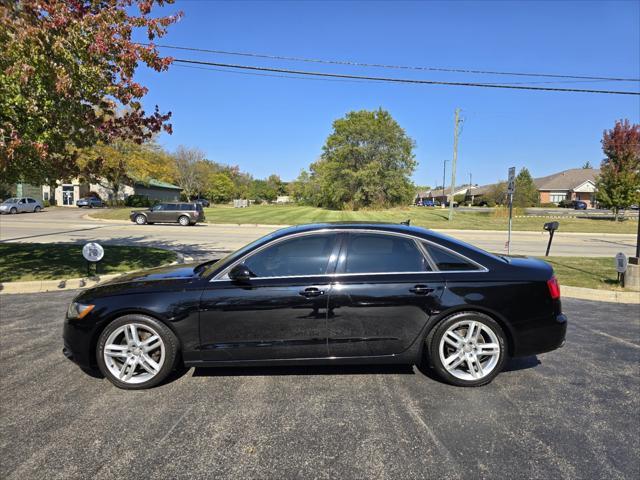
(416, 184, 474, 197)
(534, 168, 600, 191)
(134, 179, 182, 190)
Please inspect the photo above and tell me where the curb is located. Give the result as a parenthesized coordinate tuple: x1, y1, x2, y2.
(562, 285, 640, 304)
(0, 254, 193, 295)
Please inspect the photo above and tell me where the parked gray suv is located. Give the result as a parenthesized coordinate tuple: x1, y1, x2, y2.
(129, 202, 205, 226)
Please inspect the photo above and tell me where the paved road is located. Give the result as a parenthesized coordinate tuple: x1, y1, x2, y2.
(0, 292, 638, 479)
(0, 208, 636, 259)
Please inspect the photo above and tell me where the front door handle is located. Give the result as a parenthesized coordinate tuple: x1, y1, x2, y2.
(299, 287, 324, 298)
(409, 285, 434, 295)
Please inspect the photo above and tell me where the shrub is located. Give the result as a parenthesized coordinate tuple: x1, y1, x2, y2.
(540, 202, 558, 208)
(125, 195, 151, 207)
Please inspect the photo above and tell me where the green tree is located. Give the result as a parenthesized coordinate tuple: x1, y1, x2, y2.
(0, 1, 180, 185)
(207, 173, 235, 204)
(596, 119, 640, 220)
(310, 109, 416, 210)
(485, 181, 508, 206)
(582, 161, 593, 169)
(513, 167, 539, 207)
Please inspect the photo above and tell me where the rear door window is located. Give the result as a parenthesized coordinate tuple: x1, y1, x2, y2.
(344, 233, 431, 273)
(422, 243, 480, 271)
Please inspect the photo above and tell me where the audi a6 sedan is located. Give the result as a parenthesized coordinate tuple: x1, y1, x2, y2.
(63, 223, 567, 390)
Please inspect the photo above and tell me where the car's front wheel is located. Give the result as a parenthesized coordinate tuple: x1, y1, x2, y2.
(429, 311, 507, 387)
(96, 315, 179, 389)
(135, 214, 147, 225)
(34, 206, 41, 213)
(10, 207, 17, 214)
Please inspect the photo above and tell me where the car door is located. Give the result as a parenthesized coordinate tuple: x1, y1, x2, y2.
(18, 198, 29, 212)
(327, 232, 445, 358)
(198, 232, 342, 361)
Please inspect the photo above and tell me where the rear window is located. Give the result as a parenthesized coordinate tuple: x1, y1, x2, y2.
(423, 242, 480, 271)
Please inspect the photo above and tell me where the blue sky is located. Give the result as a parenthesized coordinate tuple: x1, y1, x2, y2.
(133, 0, 640, 186)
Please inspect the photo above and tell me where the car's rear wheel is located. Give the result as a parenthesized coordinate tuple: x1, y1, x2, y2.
(96, 315, 179, 390)
(135, 214, 147, 225)
(178, 215, 190, 226)
(429, 311, 507, 387)
(34, 206, 41, 213)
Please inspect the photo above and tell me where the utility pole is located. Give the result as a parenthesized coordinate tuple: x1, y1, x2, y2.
(468, 172, 473, 206)
(448, 108, 461, 221)
(441, 160, 448, 208)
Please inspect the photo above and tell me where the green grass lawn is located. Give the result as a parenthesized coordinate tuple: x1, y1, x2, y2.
(91, 205, 638, 234)
(0, 244, 177, 282)
(538, 256, 621, 290)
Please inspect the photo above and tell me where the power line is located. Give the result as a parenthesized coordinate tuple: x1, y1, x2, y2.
(173, 63, 619, 86)
(172, 58, 640, 95)
(141, 42, 640, 83)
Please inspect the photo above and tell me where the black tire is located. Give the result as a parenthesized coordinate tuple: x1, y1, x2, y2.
(10, 207, 17, 214)
(34, 206, 41, 213)
(96, 314, 180, 390)
(178, 215, 190, 226)
(428, 311, 507, 387)
(135, 214, 147, 225)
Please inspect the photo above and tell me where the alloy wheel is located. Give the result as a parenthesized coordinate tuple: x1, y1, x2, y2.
(135, 215, 146, 225)
(103, 323, 166, 384)
(178, 216, 190, 226)
(438, 320, 501, 381)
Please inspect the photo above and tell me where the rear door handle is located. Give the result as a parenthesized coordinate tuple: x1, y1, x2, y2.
(409, 285, 434, 295)
(299, 287, 324, 297)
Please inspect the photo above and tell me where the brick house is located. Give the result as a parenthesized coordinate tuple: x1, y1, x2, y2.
(535, 168, 599, 207)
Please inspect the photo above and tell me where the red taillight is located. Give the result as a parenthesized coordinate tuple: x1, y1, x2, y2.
(547, 276, 561, 299)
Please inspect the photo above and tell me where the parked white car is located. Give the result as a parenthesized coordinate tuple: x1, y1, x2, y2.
(0, 197, 43, 214)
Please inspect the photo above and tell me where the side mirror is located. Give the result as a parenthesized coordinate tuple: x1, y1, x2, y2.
(229, 263, 252, 282)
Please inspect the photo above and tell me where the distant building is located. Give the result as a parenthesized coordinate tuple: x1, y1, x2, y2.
(457, 167, 601, 208)
(9, 178, 182, 206)
(415, 184, 475, 204)
(275, 195, 292, 204)
(535, 168, 599, 207)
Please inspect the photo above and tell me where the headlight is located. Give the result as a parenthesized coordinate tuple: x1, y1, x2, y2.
(67, 302, 95, 319)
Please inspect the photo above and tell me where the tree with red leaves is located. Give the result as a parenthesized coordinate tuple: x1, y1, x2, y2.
(0, 0, 182, 186)
(596, 119, 640, 220)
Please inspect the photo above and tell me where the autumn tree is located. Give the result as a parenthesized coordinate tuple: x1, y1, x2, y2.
(0, 0, 181, 185)
(309, 109, 416, 210)
(596, 119, 640, 220)
(77, 140, 174, 203)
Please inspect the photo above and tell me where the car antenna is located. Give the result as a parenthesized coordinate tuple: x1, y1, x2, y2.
(400, 219, 411, 226)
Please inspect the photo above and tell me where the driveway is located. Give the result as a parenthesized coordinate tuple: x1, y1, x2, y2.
(0, 292, 638, 479)
(0, 207, 636, 259)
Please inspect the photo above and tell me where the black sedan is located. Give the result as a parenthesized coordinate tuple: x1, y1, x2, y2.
(63, 223, 567, 389)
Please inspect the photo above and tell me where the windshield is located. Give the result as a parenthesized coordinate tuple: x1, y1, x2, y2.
(2, 198, 18, 204)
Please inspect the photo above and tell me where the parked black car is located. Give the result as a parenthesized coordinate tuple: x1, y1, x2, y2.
(129, 202, 205, 226)
(63, 223, 567, 389)
(195, 198, 210, 207)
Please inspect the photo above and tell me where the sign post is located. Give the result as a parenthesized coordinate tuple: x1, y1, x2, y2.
(82, 242, 104, 277)
(506, 167, 516, 255)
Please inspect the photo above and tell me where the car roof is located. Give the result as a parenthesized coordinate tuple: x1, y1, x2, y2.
(267, 222, 504, 266)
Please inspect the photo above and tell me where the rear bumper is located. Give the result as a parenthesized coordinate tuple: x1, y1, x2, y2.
(513, 312, 567, 357)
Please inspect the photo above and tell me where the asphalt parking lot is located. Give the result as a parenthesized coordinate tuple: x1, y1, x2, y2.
(1, 292, 638, 479)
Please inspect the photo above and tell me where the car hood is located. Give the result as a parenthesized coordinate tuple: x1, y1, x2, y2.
(101, 263, 200, 285)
